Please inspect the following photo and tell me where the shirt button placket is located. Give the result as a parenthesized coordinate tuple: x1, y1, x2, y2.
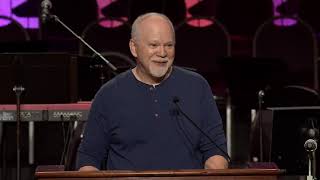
(150, 86, 160, 119)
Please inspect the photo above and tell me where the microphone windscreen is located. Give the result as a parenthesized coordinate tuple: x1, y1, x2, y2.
(304, 139, 317, 151)
(173, 96, 180, 103)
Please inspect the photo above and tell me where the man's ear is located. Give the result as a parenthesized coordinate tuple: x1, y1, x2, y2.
(129, 39, 138, 58)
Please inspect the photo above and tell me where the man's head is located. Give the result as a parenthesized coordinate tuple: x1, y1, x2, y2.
(129, 12, 175, 85)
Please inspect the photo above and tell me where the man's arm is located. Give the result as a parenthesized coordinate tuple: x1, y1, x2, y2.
(205, 155, 228, 169)
(76, 94, 111, 171)
(199, 79, 229, 169)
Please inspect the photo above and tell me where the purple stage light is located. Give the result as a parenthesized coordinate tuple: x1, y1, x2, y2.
(97, 0, 127, 27)
(272, 0, 297, 26)
(0, 0, 39, 29)
(186, 0, 212, 27)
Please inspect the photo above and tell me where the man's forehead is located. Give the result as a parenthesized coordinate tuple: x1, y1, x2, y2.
(139, 16, 168, 27)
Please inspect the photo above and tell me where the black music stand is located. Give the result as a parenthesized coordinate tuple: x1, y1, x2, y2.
(218, 57, 287, 162)
(0, 41, 47, 53)
(0, 53, 78, 104)
(219, 57, 287, 108)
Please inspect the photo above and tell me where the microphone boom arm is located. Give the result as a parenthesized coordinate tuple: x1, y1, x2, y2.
(45, 13, 117, 71)
(173, 99, 231, 162)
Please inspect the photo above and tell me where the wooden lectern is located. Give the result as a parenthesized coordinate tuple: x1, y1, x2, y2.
(35, 166, 285, 180)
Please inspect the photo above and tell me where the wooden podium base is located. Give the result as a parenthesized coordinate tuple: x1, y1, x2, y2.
(35, 166, 285, 180)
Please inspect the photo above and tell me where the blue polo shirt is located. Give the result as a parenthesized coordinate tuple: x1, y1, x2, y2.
(76, 66, 227, 170)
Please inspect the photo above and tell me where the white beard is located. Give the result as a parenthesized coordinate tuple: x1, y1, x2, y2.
(148, 60, 174, 80)
(149, 65, 170, 78)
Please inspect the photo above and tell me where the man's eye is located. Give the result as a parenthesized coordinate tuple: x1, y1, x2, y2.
(150, 44, 158, 48)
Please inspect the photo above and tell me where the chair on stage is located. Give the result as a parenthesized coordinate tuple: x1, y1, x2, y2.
(63, 122, 86, 171)
(0, 15, 30, 42)
(0, 15, 31, 54)
(253, 15, 319, 91)
(174, 16, 231, 89)
(63, 121, 108, 171)
(78, 17, 136, 99)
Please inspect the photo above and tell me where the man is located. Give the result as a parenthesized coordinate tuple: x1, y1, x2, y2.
(77, 12, 228, 171)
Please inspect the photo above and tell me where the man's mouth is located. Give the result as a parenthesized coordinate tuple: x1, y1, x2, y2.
(153, 60, 168, 64)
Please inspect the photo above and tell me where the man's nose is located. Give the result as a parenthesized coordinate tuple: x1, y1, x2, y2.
(157, 46, 167, 57)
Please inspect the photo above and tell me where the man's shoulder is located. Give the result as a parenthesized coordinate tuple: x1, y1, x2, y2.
(96, 70, 132, 95)
(173, 66, 207, 84)
(90, 70, 133, 110)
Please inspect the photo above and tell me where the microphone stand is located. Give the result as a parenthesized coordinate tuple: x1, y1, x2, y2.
(304, 139, 317, 180)
(258, 90, 264, 162)
(307, 152, 316, 180)
(44, 13, 117, 72)
(13, 85, 25, 180)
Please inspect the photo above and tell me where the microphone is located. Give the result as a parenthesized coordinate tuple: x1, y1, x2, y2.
(257, 89, 265, 162)
(258, 90, 265, 98)
(172, 96, 231, 162)
(41, 0, 52, 23)
(304, 139, 317, 152)
(173, 96, 179, 104)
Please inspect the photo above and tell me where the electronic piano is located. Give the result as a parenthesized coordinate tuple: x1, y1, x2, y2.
(0, 102, 91, 122)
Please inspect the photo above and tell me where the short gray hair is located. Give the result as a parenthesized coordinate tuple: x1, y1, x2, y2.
(131, 12, 175, 40)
